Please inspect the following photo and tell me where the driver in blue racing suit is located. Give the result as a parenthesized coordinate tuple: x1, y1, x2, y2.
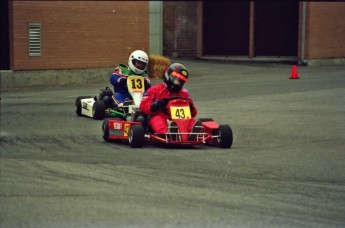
(110, 50, 151, 106)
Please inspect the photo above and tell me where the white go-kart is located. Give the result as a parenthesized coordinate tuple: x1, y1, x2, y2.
(75, 76, 146, 121)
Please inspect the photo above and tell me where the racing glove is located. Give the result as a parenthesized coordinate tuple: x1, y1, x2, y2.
(150, 98, 168, 112)
(144, 78, 150, 89)
(118, 77, 127, 86)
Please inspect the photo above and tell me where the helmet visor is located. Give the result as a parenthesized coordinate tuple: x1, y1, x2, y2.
(171, 76, 185, 87)
(170, 70, 187, 89)
(132, 59, 147, 70)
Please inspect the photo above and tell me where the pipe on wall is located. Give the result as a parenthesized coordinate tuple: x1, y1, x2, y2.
(300, 1, 307, 65)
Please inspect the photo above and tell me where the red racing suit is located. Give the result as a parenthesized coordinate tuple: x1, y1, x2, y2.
(140, 83, 198, 133)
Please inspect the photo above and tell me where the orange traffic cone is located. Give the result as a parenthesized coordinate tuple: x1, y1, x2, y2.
(290, 65, 299, 79)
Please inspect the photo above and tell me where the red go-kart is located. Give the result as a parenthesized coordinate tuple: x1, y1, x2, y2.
(102, 96, 233, 148)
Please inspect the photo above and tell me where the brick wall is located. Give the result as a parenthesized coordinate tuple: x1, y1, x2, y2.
(305, 2, 345, 59)
(163, 1, 198, 58)
(10, 1, 149, 70)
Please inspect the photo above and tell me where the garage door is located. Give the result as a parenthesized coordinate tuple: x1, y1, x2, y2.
(254, 0, 299, 56)
(203, 1, 250, 56)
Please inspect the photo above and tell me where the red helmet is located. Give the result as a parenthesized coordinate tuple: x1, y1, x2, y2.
(163, 63, 189, 92)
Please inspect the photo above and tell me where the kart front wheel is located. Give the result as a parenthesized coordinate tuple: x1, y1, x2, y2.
(75, 96, 92, 116)
(218, 125, 233, 148)
(198, 118, 214, 122)
(129, 125, 145, 148)
(93, 100, 106, 120)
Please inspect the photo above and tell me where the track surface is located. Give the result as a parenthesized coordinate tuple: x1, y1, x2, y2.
(1, 60, 345, 227)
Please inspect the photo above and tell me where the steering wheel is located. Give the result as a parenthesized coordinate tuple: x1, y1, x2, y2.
(165, 96, 187, 102)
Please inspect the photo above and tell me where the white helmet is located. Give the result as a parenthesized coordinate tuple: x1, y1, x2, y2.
(128, 50, 149, 75)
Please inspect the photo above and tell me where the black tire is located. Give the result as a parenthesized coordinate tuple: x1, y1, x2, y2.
(128, 125, 145, 148)
(198, 118, 214, 122)
(92, 100, 106, 120)
(102, 96, 113, 109)
(102, 119, 110, 142)
(218, 125, 233, 148)
(75, 96, 92, 116)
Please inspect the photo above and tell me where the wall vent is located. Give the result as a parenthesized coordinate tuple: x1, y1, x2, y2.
(28, 23, 41, 56)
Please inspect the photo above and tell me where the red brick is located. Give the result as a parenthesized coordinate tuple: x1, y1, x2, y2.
(305, 2, 345, 59)
(10, 1, 149, 70)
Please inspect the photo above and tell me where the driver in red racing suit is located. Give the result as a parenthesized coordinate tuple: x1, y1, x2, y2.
(140, 63, 200, 135)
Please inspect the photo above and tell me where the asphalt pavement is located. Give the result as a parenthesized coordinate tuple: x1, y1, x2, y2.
(1, 59, 345, 227)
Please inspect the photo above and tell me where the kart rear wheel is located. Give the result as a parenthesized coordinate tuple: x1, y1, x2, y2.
(102, 119, 111, 142)
(75, 96, 92, 116)
(218, 125, 233, 148)
(129, 125, 145, 148)
(93, 100, 106, 120)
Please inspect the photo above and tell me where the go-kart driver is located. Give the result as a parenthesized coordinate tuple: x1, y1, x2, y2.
(110, 50, 152, 106)
(140, 63, 201, 137)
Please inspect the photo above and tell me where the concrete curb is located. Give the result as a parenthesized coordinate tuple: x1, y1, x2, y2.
(306, 58, 345, 66)
(1, 68, 113, 90)
(1, 57, 344, 90)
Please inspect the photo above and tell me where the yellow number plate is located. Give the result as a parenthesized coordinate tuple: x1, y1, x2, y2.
(127, 76, 145, 93)
(170, 106, 191, 120)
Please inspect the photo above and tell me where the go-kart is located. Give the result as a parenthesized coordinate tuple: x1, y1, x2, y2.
(102, 96, 233, 149)
(75, 76, 146, 120)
